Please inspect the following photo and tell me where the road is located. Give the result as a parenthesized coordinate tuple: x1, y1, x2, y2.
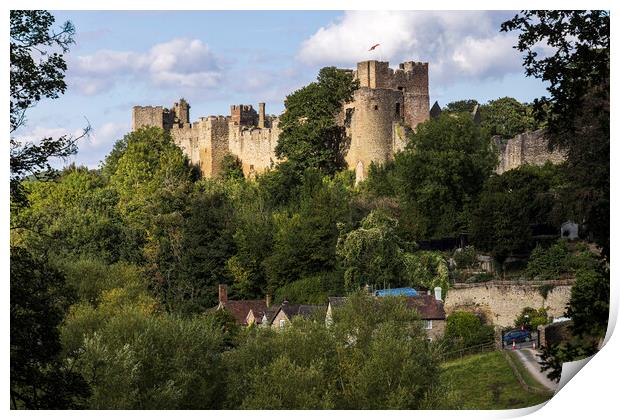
(512, 348, 558, 392)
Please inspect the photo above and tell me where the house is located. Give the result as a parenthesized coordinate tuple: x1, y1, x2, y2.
(215, 284, 271, 326)
(269, 302, 327, 329)
(325, 288, 446, 341)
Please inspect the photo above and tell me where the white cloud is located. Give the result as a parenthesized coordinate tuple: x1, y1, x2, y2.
(297, 11, 523, 85)
(89, 121, 129, 148)
(68, 38, 222, 95)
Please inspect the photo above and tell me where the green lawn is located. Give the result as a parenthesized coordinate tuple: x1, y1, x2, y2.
(439, 351, 553, 409)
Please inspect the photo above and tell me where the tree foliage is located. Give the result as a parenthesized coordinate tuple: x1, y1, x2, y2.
(470, 164, 564, 262)
(276, 67, 359, 175)
(443, 311, 494, 352)
(10, 10, 88, 205)
(394, 113, 497, 239)
(11, 246, 90, 409)
(480, 97, 538, 139)
(501, 10, 610, 255)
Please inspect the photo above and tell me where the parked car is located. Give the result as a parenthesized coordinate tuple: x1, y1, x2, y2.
(503, 329, 531, 346)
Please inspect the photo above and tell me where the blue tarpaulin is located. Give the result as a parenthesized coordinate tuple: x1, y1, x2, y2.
(374, 287, 418, 297)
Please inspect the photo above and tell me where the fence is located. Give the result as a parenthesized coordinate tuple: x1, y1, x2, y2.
(441, 341, 496, 360)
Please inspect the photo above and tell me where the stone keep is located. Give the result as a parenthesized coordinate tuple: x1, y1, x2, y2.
(131, 59, 430, 180)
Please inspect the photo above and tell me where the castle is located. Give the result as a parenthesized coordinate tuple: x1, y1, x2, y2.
(132, 59, 429, 183)
(131, 59, 562, 182)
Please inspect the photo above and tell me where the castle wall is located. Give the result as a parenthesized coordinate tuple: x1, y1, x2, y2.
(132, 106, 167, 131)
(402, 93, 428, 135)
(229, 121, 280, 177)
(443, 279, 573, 328)
(496, 129, 566, 174)
(132, 59, 431, 182)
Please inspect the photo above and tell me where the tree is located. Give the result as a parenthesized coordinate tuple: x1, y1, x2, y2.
(442, 311, 494, 352)
(470, 164, 563, 263)
(329, 292, 443, 409)
(276, 67, 359, 175)
(336, 211, 406, 291)
(263, 170, 352, 291)
(11, 166, 128, 263)
(501, 10, 610, 255)
(394, 113, 497, 239)
(10, 246, 90, 409)
(443, 99, 479, 114)
(480, 97, 538, 139)
(218, 153, 245, 181)
(566, 264, 609, 339)
(10, 10, 89, 205)
(514, 307, 549, 331)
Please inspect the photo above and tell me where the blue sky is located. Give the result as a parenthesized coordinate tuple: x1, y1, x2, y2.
(14, 10, 550, 168)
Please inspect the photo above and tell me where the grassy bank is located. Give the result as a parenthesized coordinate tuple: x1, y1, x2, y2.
(440, 351, 552, 409)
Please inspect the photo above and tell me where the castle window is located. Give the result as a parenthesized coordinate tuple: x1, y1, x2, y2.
(395, 103, 401, 118)
(374, 105, 379, 110)
(397, 86, 404, 91)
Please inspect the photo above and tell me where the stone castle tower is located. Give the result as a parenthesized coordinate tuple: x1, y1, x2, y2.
(343, 60, 429, 181)
(131, 59, 430, 182)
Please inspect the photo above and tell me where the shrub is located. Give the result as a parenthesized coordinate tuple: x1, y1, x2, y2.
(465, 272, 494, 284)
(514, 307, 549, 330)
(443, 311, 495, 352)
(453, 246, 477, 269)
(274, 271, 344, 305)
(526, 241, 570, 280)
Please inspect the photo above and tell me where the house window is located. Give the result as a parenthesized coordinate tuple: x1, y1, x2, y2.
(279, 319, 286, 328)
(424, 320, 433, 330)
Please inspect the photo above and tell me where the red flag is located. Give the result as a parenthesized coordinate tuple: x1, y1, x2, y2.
(369, 43, 380, 51)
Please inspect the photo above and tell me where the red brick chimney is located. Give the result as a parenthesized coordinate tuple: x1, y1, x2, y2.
(218, 284, 228, 304)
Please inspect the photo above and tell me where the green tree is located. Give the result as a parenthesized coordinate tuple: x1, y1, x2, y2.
(514, 307, 549, 331)
(219, 153, 245, 181)
(502, 10, 610, 255)
(263, 170, 352, 291)
(470, 164, 564, 263)
(276, 67, 359, 175)
(336, 211, 406, 291)
(10, 10, 88, 205)
(443, 99, 479, 114)
(11, 246, 90, 409)
(442, 311, 494, 352)
(567, 264, 609, 339)
(11, 166, 128, 263)
(330, 292, 443, 409)
(480, 97, 537, 139)
(394, 113, 497, 239)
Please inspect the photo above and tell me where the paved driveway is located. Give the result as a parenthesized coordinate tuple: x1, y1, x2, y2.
(513, 348, 558, 392)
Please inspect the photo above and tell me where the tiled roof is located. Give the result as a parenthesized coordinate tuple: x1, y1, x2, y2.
(405, 295, 446, 320)
(279, 304, 327, 320)
(220, 300, 268, 325)
(326, 295, 446, 320)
